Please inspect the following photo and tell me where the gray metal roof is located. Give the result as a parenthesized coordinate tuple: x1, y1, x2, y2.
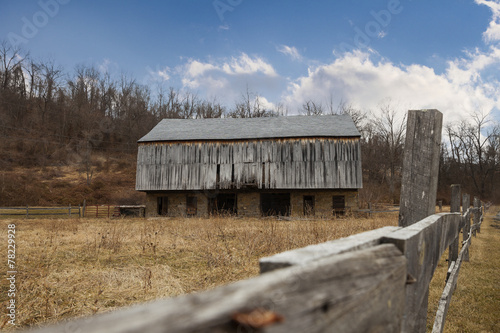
(138, 114, 360, 142)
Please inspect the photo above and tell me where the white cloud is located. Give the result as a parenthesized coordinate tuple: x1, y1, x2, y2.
(475, 0, 500, 43)
(282, 50, 500, 123)
(157, 68, 170, 81)
(147, 66, 171, 82)
(185, 60, 216, 77)
(141, 65, 171, 85)
(222, 53, 277, 76)
(256, 95, 275, 110)
(180, 53, 283, 106)
(277, 45, 303, 61)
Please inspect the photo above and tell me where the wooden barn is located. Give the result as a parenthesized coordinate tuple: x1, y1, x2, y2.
(136, 114, 362, 217)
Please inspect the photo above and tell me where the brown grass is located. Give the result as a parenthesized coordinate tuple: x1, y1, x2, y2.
(0, 213, 396, 330)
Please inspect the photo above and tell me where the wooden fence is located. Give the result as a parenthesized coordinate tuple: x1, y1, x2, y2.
(83, 204, 120, 218)
(82, 205, 145, 218)
(0, 205, 145, 218)
(27, 194, 485, 333)
(0, 206, 81, 218)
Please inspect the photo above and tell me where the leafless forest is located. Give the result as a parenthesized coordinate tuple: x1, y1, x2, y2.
(1, 42, 499, 206)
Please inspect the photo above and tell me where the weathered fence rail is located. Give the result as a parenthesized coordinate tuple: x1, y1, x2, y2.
(0, 206, 81, 218)
(26, 197, 486, 333)
(432, 203, 484, 333)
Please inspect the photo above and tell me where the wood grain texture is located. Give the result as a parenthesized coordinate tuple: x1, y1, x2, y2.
(28, 245, 406, 333)
(259, 226, 401, 273)
(381, 213, 461, 333)
(399, 109, 443, 228)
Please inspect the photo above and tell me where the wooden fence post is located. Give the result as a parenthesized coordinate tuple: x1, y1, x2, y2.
(398, 109, 443, 333)
(462, 194, 470, 262)
(399, 109, 443, 227)
(438, 200, 443, 212)
(26, 205, 29, 218)
(473, 197, 481, 236)
(448, 185, 461, 270)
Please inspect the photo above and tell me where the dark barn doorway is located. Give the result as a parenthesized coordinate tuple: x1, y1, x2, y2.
(157, 197, 168, 216)
(332, 195, 346, 216)
(303, 195, 315, 216)
(209, 193, 237, 215)
(261, 193, 290, 216)
(186, 196, 197, 216)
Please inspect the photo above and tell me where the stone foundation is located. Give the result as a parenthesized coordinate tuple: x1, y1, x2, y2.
(145, 192, 210, 217)
(237, 192, 260, 218)
(145, 190, 358, 218)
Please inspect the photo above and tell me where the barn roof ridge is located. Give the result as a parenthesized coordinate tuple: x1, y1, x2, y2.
(138, 114, 360, 142)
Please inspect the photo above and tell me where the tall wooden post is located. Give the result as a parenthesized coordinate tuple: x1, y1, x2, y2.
(462, 193, 471, 262)
(399, 109, 443, 227)
(448, 185, 461, 269)
(398, 109, 443, 333)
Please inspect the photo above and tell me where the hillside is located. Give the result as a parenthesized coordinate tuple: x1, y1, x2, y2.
(0, 153, 144, 207)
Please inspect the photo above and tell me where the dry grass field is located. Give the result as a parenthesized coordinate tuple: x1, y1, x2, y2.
(0, 213, 397, 330)
(426, 207, 500, 332)
(0, 208, 497, 332)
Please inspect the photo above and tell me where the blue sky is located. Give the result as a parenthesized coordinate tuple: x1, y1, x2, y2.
(1, 0, 500, 124)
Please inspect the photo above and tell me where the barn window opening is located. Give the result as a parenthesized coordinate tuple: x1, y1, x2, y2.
(261, 163, 266, 189)
(186, 196, 197, 216)
(209, 193, 237, 215)
(231, 164, 235, 184)
(261, 193, 290, 217)
(157, 196, 168, 216)
(332, 195, 346, 216)
(303, 195, 315, 216)
(216, 164, 221, 188)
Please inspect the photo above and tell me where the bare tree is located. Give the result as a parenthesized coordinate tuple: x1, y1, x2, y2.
(335, 99, 367, 133)
(446, 111, 499, 199)
(0, 41, 27, 91)
(195, 98, 225, 119)
(371, 101, 406, 203)
(37, 59, 63, 124)
(301, 100, 323, 116)
(228, 87, 275, 118)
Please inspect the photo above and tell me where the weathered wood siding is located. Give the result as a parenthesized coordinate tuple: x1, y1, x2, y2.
(136, 138, 362, 191)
